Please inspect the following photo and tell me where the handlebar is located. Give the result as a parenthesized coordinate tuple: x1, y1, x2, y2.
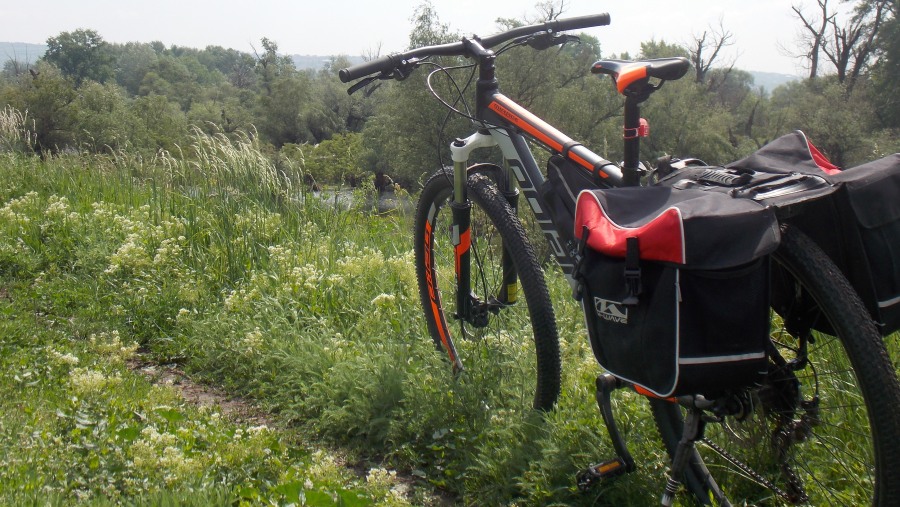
(338, 13, 611, 83)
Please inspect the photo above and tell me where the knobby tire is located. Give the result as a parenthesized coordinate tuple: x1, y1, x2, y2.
(651, 224, 900, 506)
(414, 167, 561, 411)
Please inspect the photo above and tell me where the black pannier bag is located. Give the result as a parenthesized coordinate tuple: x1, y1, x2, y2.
(573, 186, 780, 398)
(659, 131, 900, 335)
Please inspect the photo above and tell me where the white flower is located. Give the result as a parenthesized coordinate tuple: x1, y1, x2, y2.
(370, 293, 396, 308)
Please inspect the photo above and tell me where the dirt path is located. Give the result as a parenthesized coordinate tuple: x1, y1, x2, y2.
(128, 356, 273, 426)
(127, 354, 456, 506)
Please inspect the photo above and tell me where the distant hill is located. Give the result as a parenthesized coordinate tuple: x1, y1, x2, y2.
(0, 44, 363, 73)
(291, 54, 364, 71)
(0, 42, 47, 64)
(1, 42, 794, 91)
(749, 70, 799, 93)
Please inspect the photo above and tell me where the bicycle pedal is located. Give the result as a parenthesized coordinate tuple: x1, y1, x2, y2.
(576, 457, 629, 491)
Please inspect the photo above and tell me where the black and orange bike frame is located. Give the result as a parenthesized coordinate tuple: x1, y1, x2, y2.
(426, 37, 652, 368)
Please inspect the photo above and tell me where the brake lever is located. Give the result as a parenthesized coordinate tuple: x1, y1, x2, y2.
(347, 75, 378, 95)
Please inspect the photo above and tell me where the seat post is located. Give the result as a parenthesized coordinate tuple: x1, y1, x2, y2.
(622, 96, 643, 186)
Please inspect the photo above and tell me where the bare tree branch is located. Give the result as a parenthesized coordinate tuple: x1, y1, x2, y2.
(792, 0, 834, 79)
(690, 19, 735, 84)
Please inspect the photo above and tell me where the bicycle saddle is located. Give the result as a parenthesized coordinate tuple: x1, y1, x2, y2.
(591, 57, 691, 95)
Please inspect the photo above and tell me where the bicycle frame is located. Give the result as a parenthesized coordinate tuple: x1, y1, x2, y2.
(446, 38, 626, 324)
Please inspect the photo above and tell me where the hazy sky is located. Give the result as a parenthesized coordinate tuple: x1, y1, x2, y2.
(2, 1, 835, 76)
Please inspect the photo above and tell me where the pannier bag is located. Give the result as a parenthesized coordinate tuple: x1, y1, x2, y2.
(659, 131, 900, 335)
(573, 186, 780, 398)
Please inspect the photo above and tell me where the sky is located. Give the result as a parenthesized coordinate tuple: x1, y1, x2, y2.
(1, 0, 836, 76)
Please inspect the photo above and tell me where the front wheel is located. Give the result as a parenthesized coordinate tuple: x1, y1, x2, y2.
(651, 224, 900, 505)
(414, 166, 560, 411)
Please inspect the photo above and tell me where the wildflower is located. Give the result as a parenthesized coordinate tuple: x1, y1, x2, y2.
(366, 467, 398, 488)
(242, 327, 264, 355)
(89, 330, 139, 362)
(105, 233, 151, 274)
(247, 424, 268, 434)
(69, 368, 122, 395)
(371, 293, 396, 308)
(49, 349, 80, 366)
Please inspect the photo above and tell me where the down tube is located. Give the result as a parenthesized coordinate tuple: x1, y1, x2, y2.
(491, 129, 578, 284)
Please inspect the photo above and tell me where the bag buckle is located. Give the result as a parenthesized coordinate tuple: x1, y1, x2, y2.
(623, 267, 642, 305)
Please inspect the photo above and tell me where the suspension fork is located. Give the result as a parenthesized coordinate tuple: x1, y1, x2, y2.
(450, 154, 474, 322)
(498, 158, 520, 305)
(448, 132, 513, 324)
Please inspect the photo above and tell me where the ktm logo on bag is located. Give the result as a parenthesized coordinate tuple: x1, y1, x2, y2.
(594, 297, 628, 324)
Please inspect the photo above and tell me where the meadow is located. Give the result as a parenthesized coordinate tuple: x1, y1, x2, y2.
(0, 112, 683, 506)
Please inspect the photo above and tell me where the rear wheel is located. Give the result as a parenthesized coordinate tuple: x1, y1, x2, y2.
(651, 225, 900, 505)
(414, 166, 560, 411)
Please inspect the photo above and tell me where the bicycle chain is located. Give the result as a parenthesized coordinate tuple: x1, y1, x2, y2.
(700, 437, 807, 504)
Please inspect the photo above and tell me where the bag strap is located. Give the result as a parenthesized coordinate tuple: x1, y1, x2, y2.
(623, 237, 642, 305)
(572, 226, 590, 301)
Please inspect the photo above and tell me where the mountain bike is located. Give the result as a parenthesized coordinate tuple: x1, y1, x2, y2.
(339, 13, 900, 506)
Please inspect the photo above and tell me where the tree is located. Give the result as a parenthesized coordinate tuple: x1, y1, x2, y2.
(72, 81, 132, 152)
(360, 2, 467, 184)
(253, 38, 295, 95)
(1, 61, 78, 155)
(256, 73, 312, 147)
(638, 39, 690, 59)
(821, 0, 891, 88)
(792, 0, 891, 87)
(689, 20, 735, 85)
(302, 132, 366, 184)
(43, 29, 114, 86)
(127, 94, 188, 152)
(792, 0, 834, 79)
(769, 78, 877, 167)
(870, 0, 900, 126)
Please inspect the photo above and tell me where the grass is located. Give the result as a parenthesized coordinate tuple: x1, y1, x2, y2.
(0, 117, 891, 505)
(0, 127, 672, 505)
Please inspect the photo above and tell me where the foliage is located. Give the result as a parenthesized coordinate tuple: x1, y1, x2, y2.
(44, 29, 115, 86)
(0, 0, 896, 180)
(300, 132, 367, 186)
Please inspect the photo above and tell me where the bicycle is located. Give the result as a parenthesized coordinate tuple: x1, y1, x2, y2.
(339, 13, 900, 506)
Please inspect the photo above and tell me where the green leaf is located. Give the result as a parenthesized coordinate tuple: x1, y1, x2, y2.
(154, 407, 185, 423)
(116, 426, 141, 442)
(236, 486, 260, 500)
(272, 481, 303, 502)
(337, 490, 373, 507)
(303, 489, 336, 506)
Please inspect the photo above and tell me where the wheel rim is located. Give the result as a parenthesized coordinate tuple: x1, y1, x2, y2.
(422, 185, 543, 408)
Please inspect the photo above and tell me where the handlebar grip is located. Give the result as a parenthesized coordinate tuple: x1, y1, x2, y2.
(339, 54, 398, 83)
(551, 13, 611, 32)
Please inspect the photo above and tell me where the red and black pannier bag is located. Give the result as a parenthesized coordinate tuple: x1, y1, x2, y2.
(573, 186, 780, 398)
(660, 131, 900, 335)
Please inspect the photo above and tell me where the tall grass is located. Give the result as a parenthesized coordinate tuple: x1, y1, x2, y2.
(11, 116, 883, 505)
(0, 105, 35, 154)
